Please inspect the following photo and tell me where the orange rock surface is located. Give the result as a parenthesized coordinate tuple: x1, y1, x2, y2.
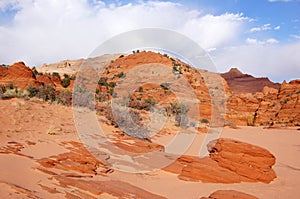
(201, 190, 259, 199)
(164, 138, 276, 183)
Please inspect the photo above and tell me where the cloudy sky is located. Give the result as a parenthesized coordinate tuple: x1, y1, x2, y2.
(0, 0, 299, 82)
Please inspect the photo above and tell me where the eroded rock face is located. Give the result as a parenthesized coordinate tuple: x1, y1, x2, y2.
(200, 190, 259, 199)
(0, 62, 39, 89)
(208, 138, 276, 183)
(37, 141, 112, 175)
(36, 74, 62, 88)
(226, 80, 300, 126)
(164, 138, 276, 183)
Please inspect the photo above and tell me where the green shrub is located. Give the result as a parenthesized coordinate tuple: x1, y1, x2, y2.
(166, 103, 189, 115)
(36, 85, 56, 102)
(0, 85, 6, 94)
(7, 82, 14, 90)
(52, 72, 60, 79)
(62, 75, 71, 88)
(129, 97, 156, 111)
(108, 81, 116, 88)
(138, 86, 143, 92)
(114, 72, 124, 78)
(160, 82, 171, 90)
(98, 77, 108, 87)
(27, 85, 39, 97)
(201, 118, 209, 124)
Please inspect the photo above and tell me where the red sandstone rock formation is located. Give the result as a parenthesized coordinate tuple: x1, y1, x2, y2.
(221, 68, 280, 94)
(226, 80, 300, 126)
(164, 138, 276, 183)
(208, 138, 276, 183)
(200, 190, 258, 199)
(0, 62, 39, 89)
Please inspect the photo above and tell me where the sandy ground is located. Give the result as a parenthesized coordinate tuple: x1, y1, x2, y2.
(0, 98, 300, 198)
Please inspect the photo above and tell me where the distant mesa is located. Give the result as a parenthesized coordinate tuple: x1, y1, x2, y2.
(221, 67, 280, 94)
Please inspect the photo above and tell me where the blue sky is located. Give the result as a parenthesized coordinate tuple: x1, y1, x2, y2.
(0, 0, 299, 82)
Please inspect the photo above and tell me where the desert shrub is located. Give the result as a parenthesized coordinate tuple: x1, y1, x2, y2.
(114, 72, 125, 78)
(57, 90, 72, 106)
(108, 81, 116, 88)
(2, 87, 26, 99)
(62, 74, 70, 88)
(7, 82, 14, 90)
(98, 77, 108, 87)
(108, 88, 115, 97)
(96, 92, 109, 102)
(166, 103, 190, 127)
(27, 85, 39, 97)
(138, 86, 143, 92)
(201, 118, 209, 124)
(2, 89, 17, 99)
(106, 106, 149, 140)
(166, 103, 189, 115)
(175, 114, 189, 127)
(52, 72, 60, 79)
(128, 96, 156, 111)
(0, 85, 6, 95)
(160, 82, 171, 90)
(73, 86, 95, 109)
(70, 75, 76, 80)
(36, 85, 56, 102)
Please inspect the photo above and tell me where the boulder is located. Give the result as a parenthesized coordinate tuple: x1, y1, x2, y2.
(208, 138, 276, 183)
(200, 190, 258, 199)
(164, 138, 276, 183)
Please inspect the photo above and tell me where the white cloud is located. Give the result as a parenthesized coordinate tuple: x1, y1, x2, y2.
(245, 37, 279, 45)
(249, 23, 271, 32)
(213, 41, 300, 82)
(274, 25, 281, 30)
(245, 38, 259, 45)
(249, 27, 261, 32)
(0, 0, 248, 66)
(266, 38, 279, 44)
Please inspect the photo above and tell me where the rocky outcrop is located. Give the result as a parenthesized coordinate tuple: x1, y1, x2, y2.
(37, 141, 112, 175)
(36, 74, 62, 88)
(226, 93, 262, 126)
(208, 138, 276, 183)
(0, 62, 39, 89)
(221, 68, 280, 94)
(164, 138, 276, 183)
(201, 190, 258, 199)
(226, 80, 300, 126)
(0, 62, 74, 90)
(275, 80, 300, 126)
